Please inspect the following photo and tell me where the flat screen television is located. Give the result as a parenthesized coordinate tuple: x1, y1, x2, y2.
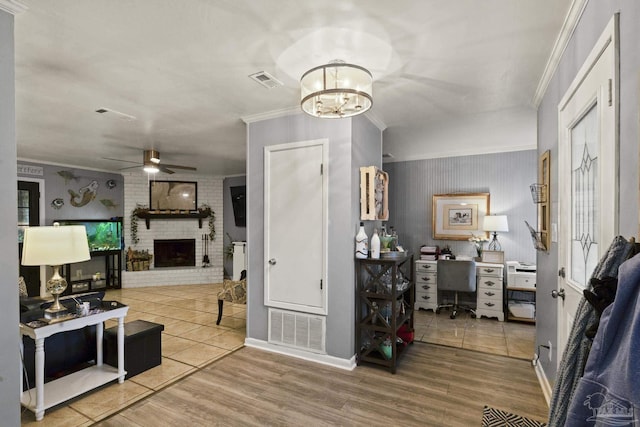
(55, 218, 124, 252)
(230, 185, 246, 227)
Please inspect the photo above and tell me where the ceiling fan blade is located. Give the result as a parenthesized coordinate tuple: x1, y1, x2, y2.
(159, 166, 175, 174)
(102, 157, 141, 165)
(119, 165, 142, 171)
(161, 164, 197, 171)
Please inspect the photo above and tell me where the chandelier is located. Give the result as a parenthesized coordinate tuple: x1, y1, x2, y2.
(300, 60, 373, 118)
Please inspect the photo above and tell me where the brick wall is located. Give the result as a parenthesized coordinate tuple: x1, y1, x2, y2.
(122, 172, 224, 287)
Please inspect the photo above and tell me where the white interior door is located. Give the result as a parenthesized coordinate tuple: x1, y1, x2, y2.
(264, 139, 328, 315)
(556, 16, 618, 364)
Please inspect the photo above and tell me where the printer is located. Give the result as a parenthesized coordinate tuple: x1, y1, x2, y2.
(506, 261, 536, 289)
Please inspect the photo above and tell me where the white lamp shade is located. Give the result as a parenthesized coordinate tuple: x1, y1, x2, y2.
(483, 215, 509, 232)
(21, 224, 90, 266)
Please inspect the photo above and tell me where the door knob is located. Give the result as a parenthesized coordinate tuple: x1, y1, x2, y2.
(551, 288, 566, 300)
(268, 258, 277, 265)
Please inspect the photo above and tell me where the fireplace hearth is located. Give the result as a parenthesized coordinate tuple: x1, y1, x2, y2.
(154, 239, 196, 268)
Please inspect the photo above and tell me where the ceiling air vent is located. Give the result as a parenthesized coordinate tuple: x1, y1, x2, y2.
(95, 107, 137, 121)
(382, 153, 394, 159)
(249, 71, 283, 89)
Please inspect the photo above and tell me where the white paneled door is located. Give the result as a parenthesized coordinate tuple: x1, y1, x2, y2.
(556, 16, 618, 365)
(264, 139, 328, 315)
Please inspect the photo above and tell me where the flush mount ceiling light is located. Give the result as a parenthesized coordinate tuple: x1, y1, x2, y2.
(300, 60, 372, 118)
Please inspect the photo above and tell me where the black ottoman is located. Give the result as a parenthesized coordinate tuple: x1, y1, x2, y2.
(104, 320, 164, 379)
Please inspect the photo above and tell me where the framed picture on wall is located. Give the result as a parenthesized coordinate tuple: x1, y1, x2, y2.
(432, 193, 490, 240)
(149, 181, 197, 211)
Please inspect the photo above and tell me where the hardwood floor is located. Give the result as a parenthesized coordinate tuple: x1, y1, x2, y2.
(97, 343, 548, 426)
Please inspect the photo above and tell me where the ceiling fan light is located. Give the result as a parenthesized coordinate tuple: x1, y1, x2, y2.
(143, 163, 159, 173)
(144, 149, 161, 164)
(300, 61, 372, 119)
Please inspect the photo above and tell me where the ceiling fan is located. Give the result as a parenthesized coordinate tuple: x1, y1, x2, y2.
(104, 150, 197, 174)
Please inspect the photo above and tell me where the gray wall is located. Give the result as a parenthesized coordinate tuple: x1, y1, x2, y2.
(223, 175, 246, 278)
(0, 10, 20, 425)
(536, 1, 640, 381)
(17, 161, 124, 224)
(384, 150, 537, 264)
(247, 112, 381, 360)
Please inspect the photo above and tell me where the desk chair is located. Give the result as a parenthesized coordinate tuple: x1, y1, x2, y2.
(436, 260, 477, 319)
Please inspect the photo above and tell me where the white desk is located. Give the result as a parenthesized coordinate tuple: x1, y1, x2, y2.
(415, 260, 505, 321)
(20, 303, 129, 421)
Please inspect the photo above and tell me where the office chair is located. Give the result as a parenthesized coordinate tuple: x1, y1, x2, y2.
(436, 260, 477, 319)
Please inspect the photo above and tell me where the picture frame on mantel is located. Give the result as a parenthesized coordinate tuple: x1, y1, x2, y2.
(432, 193, 490, 240)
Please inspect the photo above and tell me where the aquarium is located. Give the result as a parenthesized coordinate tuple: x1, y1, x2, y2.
(55, 219, 124, 252)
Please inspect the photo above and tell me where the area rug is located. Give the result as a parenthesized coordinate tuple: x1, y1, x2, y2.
(482, 406, 548, 427)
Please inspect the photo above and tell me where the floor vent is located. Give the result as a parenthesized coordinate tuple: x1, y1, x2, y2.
(268, 308, 325, 353)
(249, 71, 283, 89)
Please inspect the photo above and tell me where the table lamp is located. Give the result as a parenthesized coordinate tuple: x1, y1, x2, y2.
(21, 222, 90, 320)
(483, 215, 509, 251)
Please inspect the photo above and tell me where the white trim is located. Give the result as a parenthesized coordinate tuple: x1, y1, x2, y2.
(0, 0, 27, 14)
(532, 0, 589, 107)
(244, 338, 357, 371)
(382, 143, 536, 164)
(534, 360, 552, 406)
(363, 110, 387, 131)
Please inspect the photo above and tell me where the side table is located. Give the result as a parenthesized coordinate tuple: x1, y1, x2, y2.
(20, 302, 129, 421)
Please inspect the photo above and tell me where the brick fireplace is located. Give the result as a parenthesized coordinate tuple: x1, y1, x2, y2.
(121, 172, 224, 288)
(154, 239, 196, 268)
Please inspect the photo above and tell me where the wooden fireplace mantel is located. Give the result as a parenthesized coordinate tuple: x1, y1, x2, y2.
(134, 210, 210, 229)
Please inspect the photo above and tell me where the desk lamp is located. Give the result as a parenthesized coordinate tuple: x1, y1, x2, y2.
(483, 215, 509, 251)
(21, 222, 90, 320)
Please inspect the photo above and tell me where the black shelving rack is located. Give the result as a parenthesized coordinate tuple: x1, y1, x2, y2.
(355, 253, 415, 373)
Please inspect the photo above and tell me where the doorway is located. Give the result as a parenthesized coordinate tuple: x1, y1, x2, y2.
(18, 180, 41, 296)
(556, 16, 618, 362)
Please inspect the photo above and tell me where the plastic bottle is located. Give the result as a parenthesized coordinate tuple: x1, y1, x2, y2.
(370, 228, 381, 259)
(355, 222, 368, 259)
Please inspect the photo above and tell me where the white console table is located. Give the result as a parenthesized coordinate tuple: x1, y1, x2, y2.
(20, 303, 129, 421)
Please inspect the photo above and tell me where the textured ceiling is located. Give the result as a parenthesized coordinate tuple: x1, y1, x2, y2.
(14, 0, 572, 175)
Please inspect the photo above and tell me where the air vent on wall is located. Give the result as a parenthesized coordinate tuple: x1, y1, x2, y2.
(249, 71, 283, 89)
(268, 308, 325, 353)
(382, 153, 394, 159)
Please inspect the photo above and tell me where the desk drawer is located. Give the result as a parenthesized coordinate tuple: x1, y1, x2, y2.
(478, 277, 502, 289)
(416, 281, 436, 293)
(477, 288, 501, 303)
(478, 266, 503, 278)
(416, 272, 436, 285)
(416, 262, 437, 273)
(416, 289, 437, 304)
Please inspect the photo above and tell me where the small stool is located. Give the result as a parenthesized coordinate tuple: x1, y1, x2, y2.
(104, 320, 164, 378)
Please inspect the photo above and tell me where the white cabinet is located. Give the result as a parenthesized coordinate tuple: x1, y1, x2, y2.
(415, 261, 438, 311)
(232, 241, 247, 280)
(476, 264, 505, 321)
(415, 260, 504, 321)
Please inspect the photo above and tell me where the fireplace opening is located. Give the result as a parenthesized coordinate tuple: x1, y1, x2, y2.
(154, 239, 196, 268)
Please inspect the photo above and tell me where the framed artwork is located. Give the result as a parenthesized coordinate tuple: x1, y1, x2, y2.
(432, 193, 490, 240)
(149, 181, 198, 211)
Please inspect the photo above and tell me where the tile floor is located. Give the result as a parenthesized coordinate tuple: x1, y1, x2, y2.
(414, 308, 536, 360)
(21, 283, 246, 426)
(20, 286, 535, 425)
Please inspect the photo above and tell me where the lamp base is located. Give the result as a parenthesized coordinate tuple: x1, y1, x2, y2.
(44, 304, 69, 319)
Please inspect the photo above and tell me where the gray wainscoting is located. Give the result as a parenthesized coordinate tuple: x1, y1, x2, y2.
(384, 150, 537, 264)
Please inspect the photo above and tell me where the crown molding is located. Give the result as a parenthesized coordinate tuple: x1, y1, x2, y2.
(364, 110, 387, 131)
(532, 0, 589, 107)
(382, 143, 537, 164)
(0, 0, 27, 15)
(241, 106, 301, 124)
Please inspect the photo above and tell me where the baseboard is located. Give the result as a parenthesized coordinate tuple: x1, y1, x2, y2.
(534, 359, 552, 406)
(244, 338, 356, 371)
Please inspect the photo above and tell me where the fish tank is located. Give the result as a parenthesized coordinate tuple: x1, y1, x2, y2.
(55, 218, 124, 252)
